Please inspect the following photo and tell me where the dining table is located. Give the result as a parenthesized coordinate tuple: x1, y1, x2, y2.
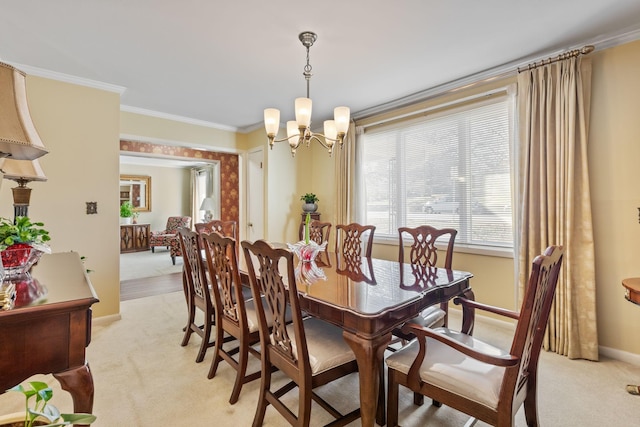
(274, 250, 475, 426)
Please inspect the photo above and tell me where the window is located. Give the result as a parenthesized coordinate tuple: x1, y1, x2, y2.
(358, 91, 514, 249)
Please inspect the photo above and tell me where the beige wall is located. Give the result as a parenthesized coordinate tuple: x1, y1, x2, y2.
(0, 76, 121, 318)
(590, 39, 640, 357)
(120, 112, 240, 151)
(119, 164, 191, 232)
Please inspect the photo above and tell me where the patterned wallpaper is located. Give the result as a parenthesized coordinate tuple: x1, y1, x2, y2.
(120, 140, 239, 224)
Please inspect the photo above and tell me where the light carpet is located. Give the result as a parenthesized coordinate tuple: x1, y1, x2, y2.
(120, 248, 183, 281)
(1, 291, 639, 426)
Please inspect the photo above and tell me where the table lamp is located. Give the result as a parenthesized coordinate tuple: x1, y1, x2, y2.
(0, 61, 49, 200)
(199, 197, 215, 222)
(0, 158, 47, 218)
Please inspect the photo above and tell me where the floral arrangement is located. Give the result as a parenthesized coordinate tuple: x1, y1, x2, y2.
(0, 217, 51, 273)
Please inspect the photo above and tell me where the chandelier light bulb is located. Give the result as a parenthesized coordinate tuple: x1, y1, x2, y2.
(264, 108, 280, 135)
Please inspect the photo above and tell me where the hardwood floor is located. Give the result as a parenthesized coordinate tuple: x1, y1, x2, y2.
(120, 272, 183, 301)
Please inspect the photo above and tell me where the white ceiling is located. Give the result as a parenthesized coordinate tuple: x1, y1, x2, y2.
(2, 1, 640, 134)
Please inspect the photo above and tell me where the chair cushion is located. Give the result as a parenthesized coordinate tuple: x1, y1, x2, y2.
(245, 296, 292, 333)
(411, 306, 446, 328)
(283, 317, 355, 375)
(385, 327, 507, 409)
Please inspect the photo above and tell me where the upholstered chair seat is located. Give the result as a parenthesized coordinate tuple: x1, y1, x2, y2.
(386, 328, 508, 409)
(283, 317, 356, 374)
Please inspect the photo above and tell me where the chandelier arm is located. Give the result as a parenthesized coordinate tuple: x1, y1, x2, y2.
(308, 134, 331, 150)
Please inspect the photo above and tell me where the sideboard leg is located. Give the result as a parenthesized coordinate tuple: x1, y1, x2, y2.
(53, 362, 95, 416)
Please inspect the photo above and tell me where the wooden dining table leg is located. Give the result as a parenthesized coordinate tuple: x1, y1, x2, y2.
(343, 330, 392, 427)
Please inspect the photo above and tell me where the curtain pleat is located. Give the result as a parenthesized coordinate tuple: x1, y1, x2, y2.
(517, 57, 598, 360)
(335, 121, 357, 225)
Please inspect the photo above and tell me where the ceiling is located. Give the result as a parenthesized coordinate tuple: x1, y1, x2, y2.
(2, 1, 640, 135)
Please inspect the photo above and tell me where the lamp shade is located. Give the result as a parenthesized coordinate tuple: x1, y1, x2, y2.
(199, 197, 215, 211)
(0, 62, 48, 160)
(0, 158, 47, 182)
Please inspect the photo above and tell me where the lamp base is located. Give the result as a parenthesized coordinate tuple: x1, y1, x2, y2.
(204, 212, 213, 222)
(14, 204, 28, 218)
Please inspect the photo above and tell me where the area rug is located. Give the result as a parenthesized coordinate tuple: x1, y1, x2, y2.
(120, 249, 183, 281)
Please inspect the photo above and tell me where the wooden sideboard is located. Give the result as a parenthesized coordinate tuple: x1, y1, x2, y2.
(120, 223, 150, 253)
(0, 252, 99, 414)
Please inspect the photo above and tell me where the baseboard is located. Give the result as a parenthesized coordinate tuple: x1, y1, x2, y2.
(599, 345, 640, 366)
(93, 313, 122, 326)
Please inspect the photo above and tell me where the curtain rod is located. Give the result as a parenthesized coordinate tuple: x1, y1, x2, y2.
(517, 45, 595, 73)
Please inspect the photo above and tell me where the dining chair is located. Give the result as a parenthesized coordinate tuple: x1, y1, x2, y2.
(201, 231, 262, 404)
(395, 225, 458, 340)
(241, 239, 361, 427)
(335, 222, 375, 258)
(297, 220, 331, 245)
(195, 220, 237, 240)
(385, 245, 564, 427)
(178, 228, 218, 363)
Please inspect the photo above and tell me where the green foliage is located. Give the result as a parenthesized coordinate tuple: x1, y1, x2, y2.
(300, 193, 319, 203)
(8, 381, 96, 427)
(0, 216, 50, 251)
(120, 200, 134, 217)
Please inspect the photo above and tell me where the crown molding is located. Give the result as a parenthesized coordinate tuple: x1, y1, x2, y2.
(1, 60, 126, 94)
(120, 105, 238, 133)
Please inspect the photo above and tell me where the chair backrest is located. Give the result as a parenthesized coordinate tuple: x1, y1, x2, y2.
(201, 231, 246, 328)
(398, 225, 457, 269)
(335, 223, 376, 258)
(506, 245, 564, 402)
(167, 216, 192, 234)
(241, 240, 309, 374)
(298, 220, 332, 245)
(195, 220, 237, 240)
(177, 227, 211, 307)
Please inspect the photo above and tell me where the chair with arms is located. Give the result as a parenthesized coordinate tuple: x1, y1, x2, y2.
(395, 225, 458, 340)
(385, 245, 564, 427)
(149, 216, 191, 253)
(201, 231, 261, 404)
(241, 239, 361, 427)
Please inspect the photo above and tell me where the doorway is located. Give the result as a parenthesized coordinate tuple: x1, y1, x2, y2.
(247, 148, 265, 241)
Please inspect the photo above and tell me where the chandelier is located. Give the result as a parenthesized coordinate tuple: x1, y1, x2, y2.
(264, 31, 350, 157)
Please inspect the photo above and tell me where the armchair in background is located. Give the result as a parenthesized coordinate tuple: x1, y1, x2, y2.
(149, 216, 191, 264)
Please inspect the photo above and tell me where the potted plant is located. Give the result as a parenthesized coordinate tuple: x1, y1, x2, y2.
(300, 193, 319, 213)
(0, 217, 51, 274)
(1, 381, 96, 427)
(120, 200, 134, 224)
